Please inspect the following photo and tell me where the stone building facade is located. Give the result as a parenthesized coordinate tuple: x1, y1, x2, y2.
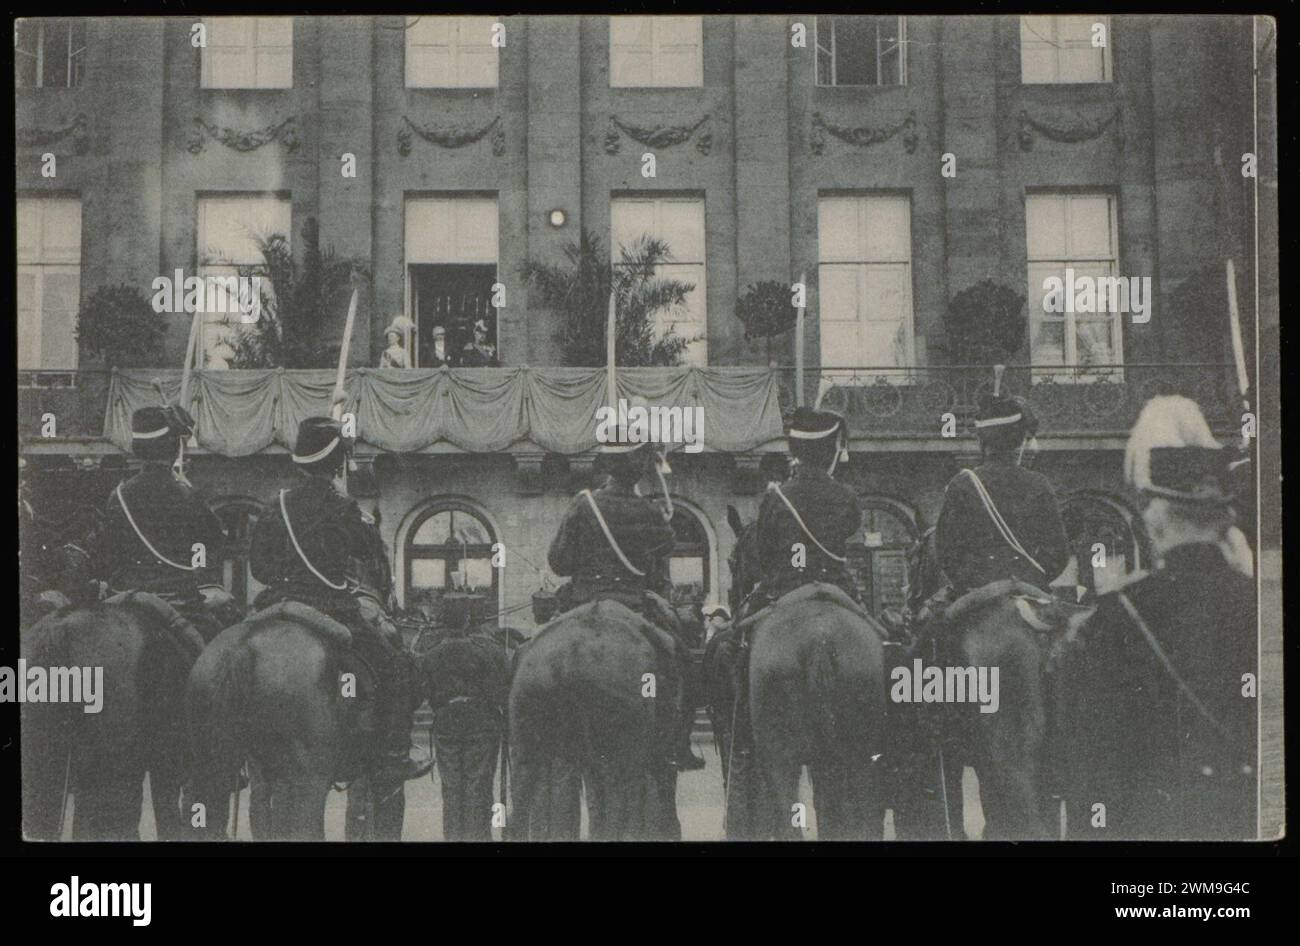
(17, 15, 1276, 630)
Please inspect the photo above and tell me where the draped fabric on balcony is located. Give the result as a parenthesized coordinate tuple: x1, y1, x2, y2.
(103, 367, 785, 457)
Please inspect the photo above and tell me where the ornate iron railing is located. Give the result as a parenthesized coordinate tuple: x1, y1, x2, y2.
(773, 363, 1241, 438)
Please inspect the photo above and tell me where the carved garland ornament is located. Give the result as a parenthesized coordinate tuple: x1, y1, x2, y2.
(18, 113, 89, 151)
(810, 111, 918, 156)
(186, 116, 300, 155)
(1017, 105, 1124, 152)
(398, 115, 506, 157)
(604, 114, 712, 156)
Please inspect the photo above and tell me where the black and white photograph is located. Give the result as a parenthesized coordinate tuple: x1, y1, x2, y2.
(11, 10, 1282, 863)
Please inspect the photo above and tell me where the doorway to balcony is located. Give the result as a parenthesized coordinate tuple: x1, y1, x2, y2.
(408, 263, 497, 367)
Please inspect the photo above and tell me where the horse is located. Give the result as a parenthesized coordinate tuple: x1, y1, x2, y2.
(905, 527, 1091, 839)
(507, 600, 682, 841)
(21, 596, 202, 841)
(184, 605, 403, 841)
(716, 505, 888, 840)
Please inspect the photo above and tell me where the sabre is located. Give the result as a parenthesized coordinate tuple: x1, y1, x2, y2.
(178, 308, 203, 451)
(1225, 260, 1252, 452)
(331, 287, 360, 493)
(332, 287, 360, 422)
(795, 270, 806, 407)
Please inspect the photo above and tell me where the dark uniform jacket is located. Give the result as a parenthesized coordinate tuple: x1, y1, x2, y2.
(250, 476, 384, 608)
(1062, 543, 1257, 840)
(425, 631, 512, 736)
(549, 481, 676, 604)
(458, 344, 499, 368)
(756, 465, 861, 600)
(935, 458, 1069, 593)
(78, 465, 227, 593)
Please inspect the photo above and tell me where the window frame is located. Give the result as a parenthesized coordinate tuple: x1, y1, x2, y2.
(200, 16, 293, 90)
(17, 196, 82, 371)
(609, 15, 704, 88)
(1025, 191, 1125, 381)
(609, 194, 709, 366)
(15, 19, 87, 89)
(814, 15, 908, 88)
(1019, 15, 1113, 85)
(404, 15, 500, 89)
(402, 499, 500, 623)
(816, 193, 917, 380)
(195, 192, 292, 369)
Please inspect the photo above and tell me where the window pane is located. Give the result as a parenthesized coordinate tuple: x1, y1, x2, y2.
(15, 21, 39, 88)
(657, 201, 705, 261)
(1067, 196, 1114, 257)
(611, 16, 652, 47)
(410, 558, 447, 589)
(669, 556, 704, 588)
(42, 22, 71, 88)
(1031, 317, 1067, 367)
(819, 321, 860, 369)
(450, 511, 491, 545)
(41, 271, 80, 369)
(1059, 47, 1104, 83)
(819, 265, 859, 322)
(818, 198, 863, 262)
(1026, 195, 1068, 259)
(1056, 15, 1097, 44)
(1075, 318, 1117, 365)
(413, 511, 454, 545)
(830, 17, 874, 85)
(17, 269, 40, 369)
(863, 198, 910, 261)
(462, 558, 494, 590)
(255, 48, 293, 88)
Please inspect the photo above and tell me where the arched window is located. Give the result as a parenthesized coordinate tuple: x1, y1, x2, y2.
(846, 498, 918, 616)
(403, 500, 499, 622)
(213, 498, 265, 607)
(1060, 492, 1148, 597)
(666, 502, 712, 610)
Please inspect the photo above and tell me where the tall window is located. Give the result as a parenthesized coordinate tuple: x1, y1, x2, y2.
(196, 194, 291, 369)
(15, 19, 86, 88)
(201, 17, 292, 89)
(18, 198, 81, 370)
(403, 501, 499, 621)
(610, 16, 702, 88)
(817, 195, 915, 372)
(610, 196, 708, 366)
(1020, 15, 1111, 84)
(405, 15, 498, 88)
(1026, 193, 1123, 375)
(816, 16, 906, 87)
(405, 195, 499, 367)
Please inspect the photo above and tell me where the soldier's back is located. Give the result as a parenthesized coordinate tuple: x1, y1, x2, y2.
(1071, 543, 1256, 839)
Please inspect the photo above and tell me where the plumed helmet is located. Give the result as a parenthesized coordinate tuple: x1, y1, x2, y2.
(974, 393, 1035, 450)
(1125, 396, 1232, 504)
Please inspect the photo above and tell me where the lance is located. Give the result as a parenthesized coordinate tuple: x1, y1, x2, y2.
(606, 289, 617, 410)
(332, 287, 360, 491)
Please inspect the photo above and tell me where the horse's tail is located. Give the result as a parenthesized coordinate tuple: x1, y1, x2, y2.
(20, 611, 85, 839)
(807, 634, 844, 751)
(184, 628, 255, 839)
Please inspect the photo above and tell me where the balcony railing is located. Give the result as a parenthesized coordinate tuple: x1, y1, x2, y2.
(774, 363, 1241, 439)
(17, 363, 1241, 449)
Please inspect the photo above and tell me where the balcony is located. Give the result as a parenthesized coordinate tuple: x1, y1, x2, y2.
(17, 364, 1241, 455)
(775, 364, 1242, 443)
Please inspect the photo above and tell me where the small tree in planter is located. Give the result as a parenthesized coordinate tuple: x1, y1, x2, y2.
(944, 279, 1027, 365)
(231, 217, 368, 369)
(524, 229, 699, 367)
(735, 280, 797, 366)
(76, 284, 167, 369)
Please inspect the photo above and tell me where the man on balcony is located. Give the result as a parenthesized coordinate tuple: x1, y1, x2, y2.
(248, 416, 430, 783)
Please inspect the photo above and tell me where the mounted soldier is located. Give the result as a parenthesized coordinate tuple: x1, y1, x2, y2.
(57, 405, 236, 643)
(1061, 395, 1257, 839)
(548, 430, 679, 634)
(933, 386, 1070, 607)
(248, 415, 429, 782)
(741, 406, 861, 619)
